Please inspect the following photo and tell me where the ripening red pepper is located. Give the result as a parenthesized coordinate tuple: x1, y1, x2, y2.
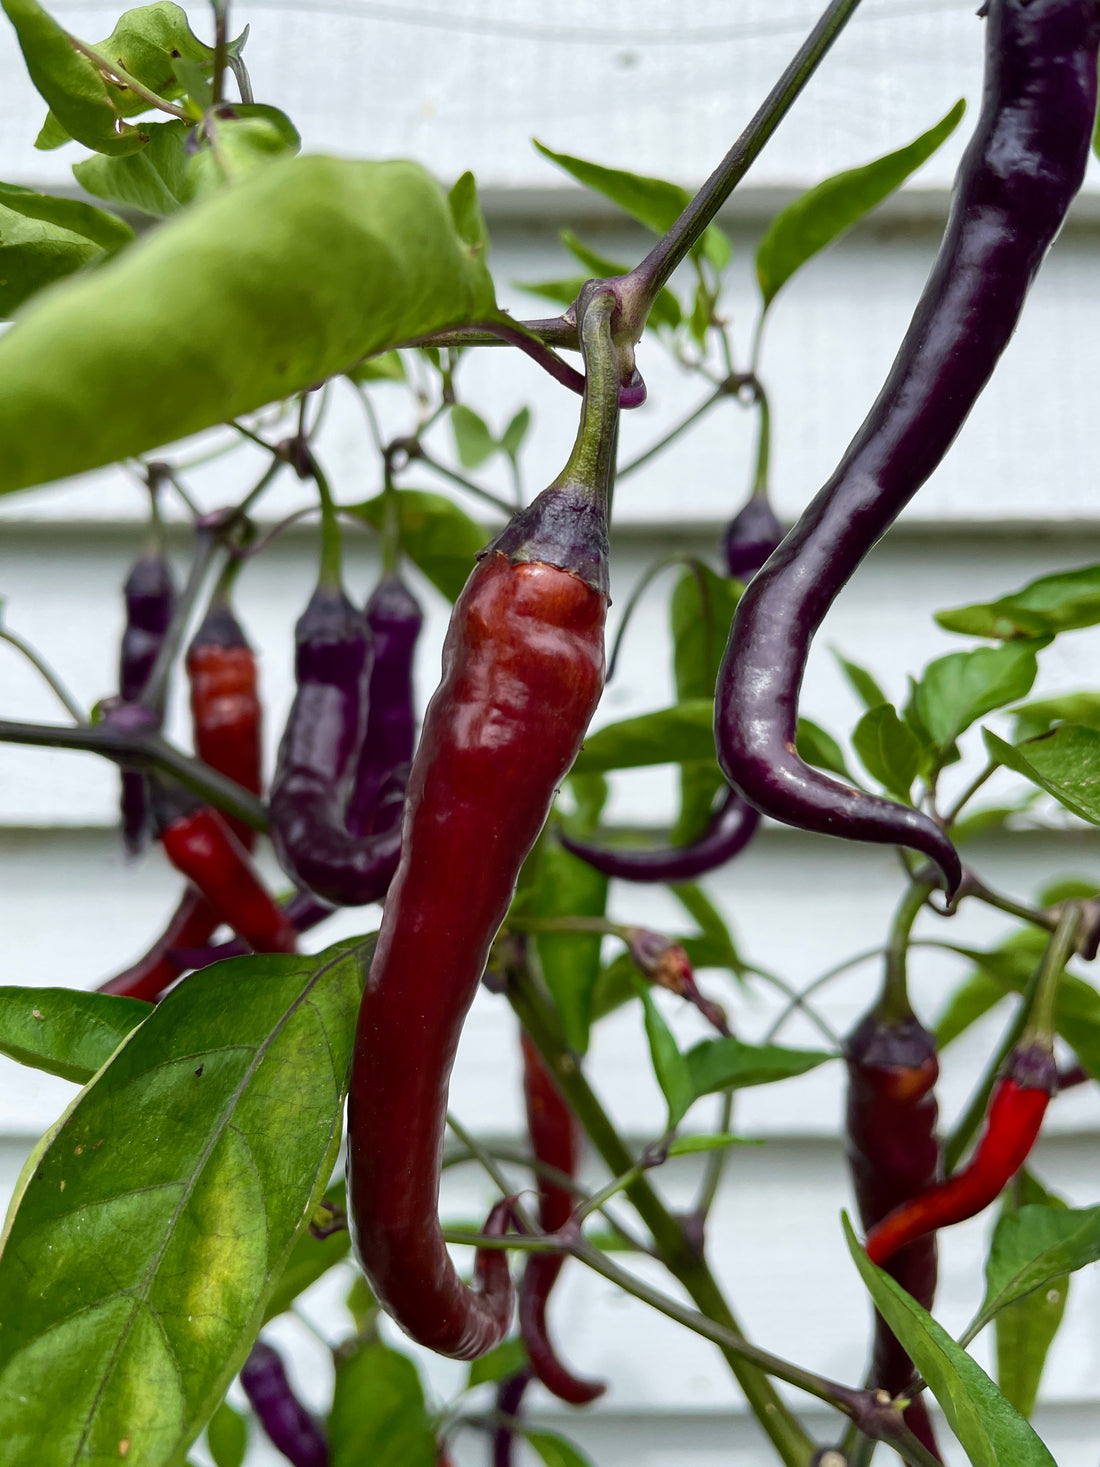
(865, 1043, 1057, 1267)
(519, 1030, 606, 1405)
(346, 285, 620, 1360)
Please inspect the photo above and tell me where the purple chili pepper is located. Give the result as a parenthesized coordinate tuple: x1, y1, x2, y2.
(492, 1369, 532, 1467)
(346, 571, 423, 839)
(558, 787, 759, 884)
(240, 1341, 328, 1467)
(117, 545, 176, 854)
(715, 0, 1100, 900)
(722, 494, 784, 583)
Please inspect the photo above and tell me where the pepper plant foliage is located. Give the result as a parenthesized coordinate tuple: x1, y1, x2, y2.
(2, 2, 1100, 1465)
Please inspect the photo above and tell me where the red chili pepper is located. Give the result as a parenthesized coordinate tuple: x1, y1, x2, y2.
(518, 1031, 605, 1405)
(153, 783, 297, 956)
(98, 886, 221, 1001)
(865, 1044, 1057, 1267)
(346, 285, 619, 1360)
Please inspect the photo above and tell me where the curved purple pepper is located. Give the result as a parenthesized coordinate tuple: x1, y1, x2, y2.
(346, 571, 423, 839)
(117, 549, 176, 854)
(240, 1340, 328, 1467)
(492, 1369, 532, 1467)
(722, 495, 784, 583)
(558, 786, 759, 884)
(715, 0, 1100, 899)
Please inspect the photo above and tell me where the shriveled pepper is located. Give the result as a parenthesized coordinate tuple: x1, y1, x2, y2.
(519, 1030, 606, 1405)
(346, 285, 620, 1359)
(715, 0, 1100, 896)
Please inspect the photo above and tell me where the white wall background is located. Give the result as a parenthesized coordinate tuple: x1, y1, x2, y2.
(3, 2, 1100, 1464)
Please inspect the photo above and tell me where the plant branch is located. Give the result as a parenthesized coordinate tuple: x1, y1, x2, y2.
(0, 627, 86, 724)
(70, 36, 193, 120)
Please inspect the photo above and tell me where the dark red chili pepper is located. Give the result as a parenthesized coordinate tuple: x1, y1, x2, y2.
(866, 1042, 1057, 1267)
(845, 1010, 941, 1458)
(168, 887, 338, 971)
(98, 886, 222, 1001)
(186, 583, 263, 852)
(346, 285, 619, 1360)
(722, 492, 783, 584)
(151, 779, 297, 955)
(715, 0, 1100, 897)
(240, 1340, 328, 1467)
(492, 1368, 532, 1467)
(518, 1030, 606, 1405)
(346, 571, 423, 839)
(558, 786, 759, 884)
(117, 536, 176, 855)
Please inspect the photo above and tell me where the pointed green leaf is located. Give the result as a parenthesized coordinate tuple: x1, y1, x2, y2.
(525, 1430, 596, 1467)
(685, 1037, 834, 1099)
(833, 650, 887, 712)
(348, 488, 487, 604)
(0, 183, 133, 250)
(665, 1132, 755, 1156)
(500, 405, 532, 459)
(573, 700, 715, 775)
(852, 702, 922, 801)
(937, 563, 1100, 640)
(513, 273, 588, 309)
(0, 156, 497, 497)
(990, 1176, 1071, 1419)
(73, 118, 192, 217)
(795, 716, 854, 780)
(842, 1214, 1057, 1467)
(448, 169, 490, 261)
(533, 842, 608, 1056)
(633, 978, 694, 1128)
(985, 725, 1100, 827)
(560, 229, 682, 330)
(4, 0, 148, 156)
(1013, 692, 1100, 743)
(465, 1335, 528, 1390)
(184, 106, 300, 200)
(205, 1402, 248, 1467)
(81, 2, 214, 119)
(0, 986, 150, 1084)
(934, 970, 1007, 1049)
(671, 882, 743, 976)
(0, 938, 373, 1466)
(450, 402, 497, 469)
(756, 100, 964, 308)
(328, 1340, 435, 1467)
(916, 641, 1044, 751)
(532, 139, 729, 267)
(346, 350, 406, 384)
(0, 208, 105, 317)
(978, 1199, 1093, 1349)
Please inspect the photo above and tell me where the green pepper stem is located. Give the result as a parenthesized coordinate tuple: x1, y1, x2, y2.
(1025, 901, 1082, 1048)
(878, 878, 936, 1024)
(751, 383, 772, 499)
(310, 454, 344, 588)
(549, 288, 621, 508)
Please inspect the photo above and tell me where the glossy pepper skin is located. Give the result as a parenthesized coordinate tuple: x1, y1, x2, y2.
(152, 782, 297, 955)
(715, 0, 1100, 898)
(269, 586, 403, 906)
(347, 286, 619, 1361)
(240, 1341, 328, 1467)
(186, 597, 263, 851)
(346, 571, 423, 839)
(846, 1011, 941, 1458)
(866, 1043, 1057, 1267)
(559, 786, 759, 884)
(118, 549, 176, 855)
(519, 1031, 606, 1404)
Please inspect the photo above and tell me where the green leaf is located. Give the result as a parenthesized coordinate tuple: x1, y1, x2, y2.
(633, 977, 694, 1128)
(262, 1180, 350, 1324)
(985, 725, 1100, 826)
(345, 489, 488, 604)
(524, 1429, 596, 1467)
(532, 139, 729, 267)
(205, 1402, 248, 1467)
(465, 1335, 528, 1390)
(755, 100, 964, 309)
(560, 229, 682, 330)
(80, 2, 214, 119)
(0, 939, 373, 1466)
(0, 183, 133, 251)
(989, 1176, 1071, 1420)
(795, 716, 853, 780)
(0, 208, 104, 318)
(685, 1037, 834, 1099)
(670, 564, 741, 840)
(916, 641, 1044, 751)
(73, 119, 192, 217)
(937, 563, 1100, 640)
(573, 700, 715, 775)
(671, 882, 743, 976)
(4, 0, 148, 156)
(346, 350, 406, 384)
(185, 106, 301, 199)
(0, 156, 497, 497)
(450, 402, 497, 469)
(532, 842, 608, 1056)
(500, 406, 531, 459)
(1013, 692, 1100, 743)
(0, 986, 149, 1084)
(665, 1132, 755, 1156)
(852, 702, 922, 801)
(833, 650, 887, 712)
(842, 1214, 1057, 1467)
(447, 169, 490, 262)
(328, 1340, 435, 1467)
(934, 970, 1007, 1049)
(512, 273, 588, 310)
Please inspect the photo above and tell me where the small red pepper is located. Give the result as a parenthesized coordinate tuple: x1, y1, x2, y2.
(865, 1043, 1056, 1267)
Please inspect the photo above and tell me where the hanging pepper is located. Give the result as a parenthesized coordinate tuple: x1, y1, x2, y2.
(866, 1042, 1057, 1267)
(559, 786, 758, 884)
(240, 1341, 328, 1467)
(151, 778, 297, 955)
(722, 381, 783, 583)
(346, 284, 620, 1360)
(518, 1029, 606, 1405)
(99, 886, 223, 1002)
(846, 1009, 941, 1458)
(715, 0, 1100, 896)
(492, 1368, 533, 1467)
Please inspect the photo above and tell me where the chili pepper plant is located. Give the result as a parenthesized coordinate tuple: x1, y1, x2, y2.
(2, 1, 1100, 1464)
